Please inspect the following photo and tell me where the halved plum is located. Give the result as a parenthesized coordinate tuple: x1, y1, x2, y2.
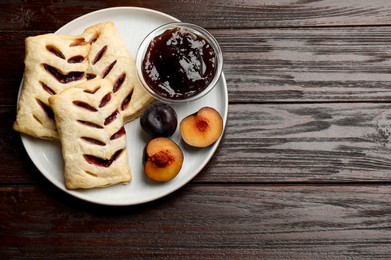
(143, 137, 184, 182)
(180, 107, 223, 148)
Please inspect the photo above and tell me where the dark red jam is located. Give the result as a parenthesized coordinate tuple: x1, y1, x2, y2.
(142, 27, 217, 99)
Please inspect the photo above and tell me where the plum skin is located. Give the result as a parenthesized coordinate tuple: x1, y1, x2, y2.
(140, 103, 178, 137)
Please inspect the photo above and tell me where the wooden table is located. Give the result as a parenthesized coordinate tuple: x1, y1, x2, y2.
(2, 1, 391, 258)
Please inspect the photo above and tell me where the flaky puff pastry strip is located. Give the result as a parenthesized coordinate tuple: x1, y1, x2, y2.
(49, 78, 131, 189)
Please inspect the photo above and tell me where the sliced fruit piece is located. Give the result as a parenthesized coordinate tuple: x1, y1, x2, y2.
(143, 137, 184, 182)
(180, 107, 223, 148)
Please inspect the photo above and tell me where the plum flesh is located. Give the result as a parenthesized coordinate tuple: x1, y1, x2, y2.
(143, 137, 184, 182)
(180, 107, 223, 147)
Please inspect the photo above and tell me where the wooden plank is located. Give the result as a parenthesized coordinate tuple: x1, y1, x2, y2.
(3, 26, 391, 105)
(4, 103, 391, 184)
(201, 103, 391, 183)
(0, 106, 41, 184)
(1, 184, 391, 258)
(219, 27, 391, 103)
(3, 0, 391, 30)
(0, 30, 43, 106)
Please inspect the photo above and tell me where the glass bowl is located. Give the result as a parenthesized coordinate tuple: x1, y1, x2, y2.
(135, 22, 223, 103)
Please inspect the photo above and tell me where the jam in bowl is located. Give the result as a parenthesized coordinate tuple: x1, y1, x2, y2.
(136, 22, 223, 103)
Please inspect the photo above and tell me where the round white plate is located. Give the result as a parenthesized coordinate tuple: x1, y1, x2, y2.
(20, 7, 228, 206)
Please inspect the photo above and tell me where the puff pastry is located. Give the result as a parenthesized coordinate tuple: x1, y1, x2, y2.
(49, 78, 131, 189)
(82, 22, 153, 123)
(13, 33, 90, 139)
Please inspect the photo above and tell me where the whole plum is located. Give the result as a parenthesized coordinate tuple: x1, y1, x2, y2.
(140, 103, 178, 137)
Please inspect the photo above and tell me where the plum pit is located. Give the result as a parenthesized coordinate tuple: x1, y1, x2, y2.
(144, 137, 183, 182)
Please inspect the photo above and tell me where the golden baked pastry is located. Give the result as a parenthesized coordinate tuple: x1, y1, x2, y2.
(14, 22, 153, 140)
(13, 34, 90, 139)
(82, 22, 153, 123)
(49, 78, 131, 189)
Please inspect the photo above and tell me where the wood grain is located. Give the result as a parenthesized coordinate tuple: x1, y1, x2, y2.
(1, 185, 391, 258)
(201, 103, 391, 183)
(3, 0, 391, 31)
(219, 27, 391, 103)
(5, 103, 391, 184)
(3, 26, 391, 106)
(3, 1, 391, 258)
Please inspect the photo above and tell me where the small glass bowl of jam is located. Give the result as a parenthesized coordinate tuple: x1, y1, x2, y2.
(136, 22, 223, 103)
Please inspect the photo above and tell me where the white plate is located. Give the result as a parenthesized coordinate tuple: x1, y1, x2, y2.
(19, 7, 228, 206)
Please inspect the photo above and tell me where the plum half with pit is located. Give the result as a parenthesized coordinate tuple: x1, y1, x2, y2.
(143, 137, 184, 182)
(140, 103, 178, 137)
(180, 107, 223, 148)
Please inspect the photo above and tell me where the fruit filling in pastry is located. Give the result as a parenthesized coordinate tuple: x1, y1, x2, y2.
(49, 78, 131, 189)
(14, 22, 154, 140)
(82, 22, 153, 123)
(14, 34, 90, 139)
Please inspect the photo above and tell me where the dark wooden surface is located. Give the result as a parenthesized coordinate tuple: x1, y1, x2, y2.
(2, 0, 391, 259)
